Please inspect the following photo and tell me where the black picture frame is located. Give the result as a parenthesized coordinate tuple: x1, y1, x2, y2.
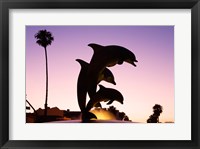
(0, 0, 199, 148)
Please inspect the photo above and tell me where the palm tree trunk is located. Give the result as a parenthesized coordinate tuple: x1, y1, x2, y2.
(44, 47, 48, 117)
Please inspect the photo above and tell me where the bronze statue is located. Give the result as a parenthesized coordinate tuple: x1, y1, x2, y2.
(76, 43, 138, 122)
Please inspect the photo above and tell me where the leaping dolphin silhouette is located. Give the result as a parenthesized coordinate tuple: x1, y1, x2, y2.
(86, 85, 124, 112)
(87, 43, 138, 99)
(76, 59, 116, 112)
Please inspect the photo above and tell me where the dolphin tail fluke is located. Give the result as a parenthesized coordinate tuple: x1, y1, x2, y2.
(88, 43, 104, 53)
(76, 59, 88, 67)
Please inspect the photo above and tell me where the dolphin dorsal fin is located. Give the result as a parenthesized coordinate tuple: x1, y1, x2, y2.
(107, 100, 114, 105)
(88, 43, 104, 53)
(99, 84, 106, 90)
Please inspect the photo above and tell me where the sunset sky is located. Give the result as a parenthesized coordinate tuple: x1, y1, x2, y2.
(26, 26, 174, 123)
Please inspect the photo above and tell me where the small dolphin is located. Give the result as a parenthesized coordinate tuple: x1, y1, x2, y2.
(86, 85, 124, 112)
(87, 43, 138, 99)
(76, 59, 116, 112)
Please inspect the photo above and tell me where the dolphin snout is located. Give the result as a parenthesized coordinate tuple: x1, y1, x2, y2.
(132, 62, 137, 67)
(132, 59, 138, 67)
(119, 99, 123, 104)
(126, 59, 138, 67)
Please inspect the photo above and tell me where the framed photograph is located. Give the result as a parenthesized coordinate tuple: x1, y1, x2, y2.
(0, 0, 199, 148)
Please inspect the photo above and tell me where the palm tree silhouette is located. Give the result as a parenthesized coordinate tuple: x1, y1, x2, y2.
(34, 29, 54, 117)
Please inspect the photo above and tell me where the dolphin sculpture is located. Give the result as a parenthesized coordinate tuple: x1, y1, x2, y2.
(86, 85, 124, 112)
(86, 43, 138, 99)
(76, 59, 116, 112)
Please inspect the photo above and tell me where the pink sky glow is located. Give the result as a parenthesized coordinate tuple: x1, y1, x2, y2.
(26, 26, 174, 123)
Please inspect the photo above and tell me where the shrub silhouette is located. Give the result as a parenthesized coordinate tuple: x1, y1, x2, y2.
(147, 104, 163, 123)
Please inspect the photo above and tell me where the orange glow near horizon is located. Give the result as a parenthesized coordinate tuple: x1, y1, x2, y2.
(91, 109, 116, 120)
(26, 26, 174, 123)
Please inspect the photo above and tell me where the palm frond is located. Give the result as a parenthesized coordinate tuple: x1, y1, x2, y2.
(34, 29, 54, 48)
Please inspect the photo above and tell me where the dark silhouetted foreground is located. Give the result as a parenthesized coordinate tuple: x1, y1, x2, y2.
(147, 104, 163, 123)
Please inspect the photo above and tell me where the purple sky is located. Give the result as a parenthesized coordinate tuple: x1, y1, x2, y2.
(26, 26, 174, 122)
